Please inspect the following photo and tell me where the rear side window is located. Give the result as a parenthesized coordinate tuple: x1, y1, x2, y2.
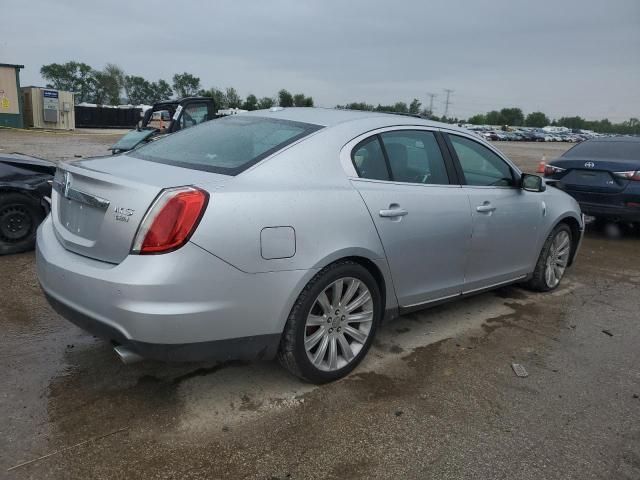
(449, 134, 515, 187)
(352, 137, 390, 181)
(131, 115, 322, 175)
(380, 131, 449, 185)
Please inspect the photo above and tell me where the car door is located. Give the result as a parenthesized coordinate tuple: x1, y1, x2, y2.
(444, 132, 543, 293)
(348, 128, 472, 308)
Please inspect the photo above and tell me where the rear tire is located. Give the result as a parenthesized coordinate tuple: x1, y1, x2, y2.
(0, 192, 45, 255)
(278, 260, 382, 384)
(525, 223, 572, 292)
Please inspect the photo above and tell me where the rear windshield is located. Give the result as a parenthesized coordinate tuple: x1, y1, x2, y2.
(563, 140, 640, 160)
(131, 115, 323, 175)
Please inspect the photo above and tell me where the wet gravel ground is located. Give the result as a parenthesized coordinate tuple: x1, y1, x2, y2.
(1, 132, 638, 479)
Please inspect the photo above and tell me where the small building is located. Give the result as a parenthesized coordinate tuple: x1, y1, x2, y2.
(22, 86, 75, 130)
(0, 63, 25, 128)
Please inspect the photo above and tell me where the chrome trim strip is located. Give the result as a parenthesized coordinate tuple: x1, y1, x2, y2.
(401, 292, 461, 309)
(462, 275, 527, 295)
(52, 181, 110, 210)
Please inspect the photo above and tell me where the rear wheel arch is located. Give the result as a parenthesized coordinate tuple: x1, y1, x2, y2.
(557, 216, 581, 266)
(340, 255, 387, 312)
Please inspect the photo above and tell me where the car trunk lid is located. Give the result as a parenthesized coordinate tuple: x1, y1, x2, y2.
(51, 155, 228, 264)
(552, 158, 631, 194)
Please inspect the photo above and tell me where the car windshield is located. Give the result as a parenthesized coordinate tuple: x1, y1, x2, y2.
(131, 115, 322, 175)
(563, 140, 640, 160)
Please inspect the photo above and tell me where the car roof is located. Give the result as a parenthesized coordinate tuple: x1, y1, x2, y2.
(584, 136, 640, 143)
(241, 107, 466, 132)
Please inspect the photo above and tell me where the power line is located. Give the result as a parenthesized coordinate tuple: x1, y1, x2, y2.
(443, 89, 454, 118)
(426, 93, 437, 115)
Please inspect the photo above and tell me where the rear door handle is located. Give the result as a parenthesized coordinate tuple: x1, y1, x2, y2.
(476, 203, 496, 213)
(379, 207, 408, 218)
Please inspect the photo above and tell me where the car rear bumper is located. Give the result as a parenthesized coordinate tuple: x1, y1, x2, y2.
(578, 202, 640, 222)
(36, 216, 313, 362)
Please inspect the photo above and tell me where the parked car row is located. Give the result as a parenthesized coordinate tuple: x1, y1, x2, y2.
(476, 129, 591, 143)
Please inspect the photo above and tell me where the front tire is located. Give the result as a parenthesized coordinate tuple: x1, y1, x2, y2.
(0, 192, 45, 255)
(278, 260, 382, 383)
(525, 223, 572, 292)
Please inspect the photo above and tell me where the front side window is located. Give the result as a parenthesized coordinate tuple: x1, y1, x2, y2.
(449, 134, 515, 187)
(380, 130, 449, 185)
(132, 115, 322, 175)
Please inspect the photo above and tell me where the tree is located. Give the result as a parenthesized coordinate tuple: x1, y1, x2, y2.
(467, 114, 486, 125)
(557, 116, 586, 130)
(337, 102, 374, 111)
(172, 72, 201, 98)
(278, 89, 294, 107)
(409, 98, 422, 115)
(257, 97, 275, 109)
(499, 107, 524, 126)
(92, 63, 125, 104)
(242, 94, 258, 111)
(199, 87, 226, 110)
(524, 111, 549, 128)
(123, 75, 154, 105)
(149, 80, 173, 103)
(224, 87, 242, 108)
(293, 93, 306, 107)
(393, 102, 409, 114)
(40, 61, 97, 103)
(293, 93, 313, 107)
(485, 110, 503, 125)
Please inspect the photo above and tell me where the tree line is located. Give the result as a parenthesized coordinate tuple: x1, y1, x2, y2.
(40, 62, 637, 134)
(39, 61, 313, 111)
(339, 101, 639, 135)
(336, 99, 438, 120)
(465, 107, 639, 135)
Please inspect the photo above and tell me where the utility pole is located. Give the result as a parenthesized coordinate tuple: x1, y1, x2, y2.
(443, 89, 454, 119)
(426, 93, 437, 116)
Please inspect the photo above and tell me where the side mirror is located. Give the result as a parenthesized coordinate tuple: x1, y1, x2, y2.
(521, 173, 546, 192)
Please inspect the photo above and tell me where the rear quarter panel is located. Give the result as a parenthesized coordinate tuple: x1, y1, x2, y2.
(189, 127, 388, 273)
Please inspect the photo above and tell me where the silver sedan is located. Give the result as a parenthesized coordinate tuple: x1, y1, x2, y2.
(36, 108, 583, 383)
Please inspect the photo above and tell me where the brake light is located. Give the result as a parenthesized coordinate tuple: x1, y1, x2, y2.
(613, 170, 640, 181)
(544, 164, 566, 177)
(132, 187, 209, 254)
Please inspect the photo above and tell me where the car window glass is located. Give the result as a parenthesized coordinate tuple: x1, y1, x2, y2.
(180, 103, 209, 129)
(352, 136, 390, 181)
(449, 134, 514, 186)
(132, 115, 322, 175)
(380, 131, 449, 185)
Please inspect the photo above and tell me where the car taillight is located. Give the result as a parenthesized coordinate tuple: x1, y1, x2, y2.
(132, 187, 209, 254)
(544, 164, 566, 177)
(613, 170, 640, 181)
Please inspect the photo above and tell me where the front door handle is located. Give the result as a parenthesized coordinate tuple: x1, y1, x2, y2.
(379, 206, 408, 218)
(476, 203, 496, 213)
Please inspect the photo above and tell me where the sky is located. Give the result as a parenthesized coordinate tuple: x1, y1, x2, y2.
(2, 0, 639, 122)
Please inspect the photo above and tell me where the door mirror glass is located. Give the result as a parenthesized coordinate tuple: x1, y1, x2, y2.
(521, 173, 545, 192)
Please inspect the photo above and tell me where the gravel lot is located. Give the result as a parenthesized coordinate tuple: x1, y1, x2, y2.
(1, 129, 638, 479)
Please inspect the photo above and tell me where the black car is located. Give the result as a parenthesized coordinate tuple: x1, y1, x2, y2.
(110, 97, 216, 154)
(544, 137, 640, 223)
(0, 153, 55, 254)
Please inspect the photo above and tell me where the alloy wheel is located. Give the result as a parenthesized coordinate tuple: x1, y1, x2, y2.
(544, 230, 571, 288)
(304, 277, 374, 372)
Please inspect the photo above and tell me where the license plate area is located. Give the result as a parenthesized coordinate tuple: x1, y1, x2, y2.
(58, 197, 104, 239)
